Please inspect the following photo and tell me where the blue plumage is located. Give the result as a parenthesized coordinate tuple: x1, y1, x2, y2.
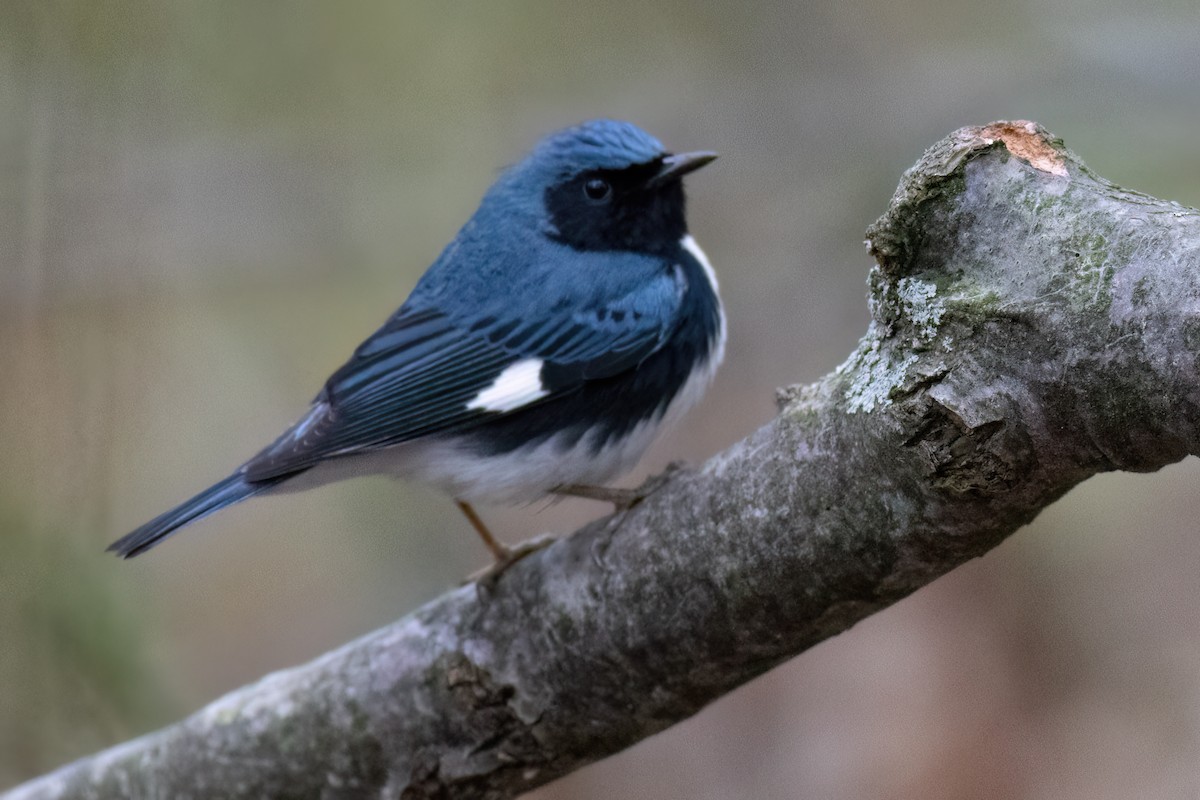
(113, 475, 281, 558)
(109, 120, 723, 560)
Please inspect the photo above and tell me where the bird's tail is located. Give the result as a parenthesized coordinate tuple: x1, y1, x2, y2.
(107, 472, 284, 559)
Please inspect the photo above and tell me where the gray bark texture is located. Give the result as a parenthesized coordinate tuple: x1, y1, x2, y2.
(8, 120, 1200, 800)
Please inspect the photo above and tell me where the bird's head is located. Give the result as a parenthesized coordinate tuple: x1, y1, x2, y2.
(486, 120, 716, 257)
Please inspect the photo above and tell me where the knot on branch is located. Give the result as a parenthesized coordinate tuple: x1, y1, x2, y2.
(402, 654, 550, 799)
(900, 394, 1033, 496)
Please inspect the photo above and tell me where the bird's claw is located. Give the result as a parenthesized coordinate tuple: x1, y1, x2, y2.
(553, 462, 685, 513)
(467, 533, 557, 590)
(607, 462, 687, 512)
(625, 461, 685, 508)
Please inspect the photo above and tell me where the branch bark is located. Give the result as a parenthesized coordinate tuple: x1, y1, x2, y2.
(8, 121, 1200, 800)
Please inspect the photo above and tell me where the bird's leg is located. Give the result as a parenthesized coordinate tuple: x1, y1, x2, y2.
(553, 463, 684, 512)
(456, 500, 508, 561)
(552, 484, 645, 511)
(456, 500, 554, 585)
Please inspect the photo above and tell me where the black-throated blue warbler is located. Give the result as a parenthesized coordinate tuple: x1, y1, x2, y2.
(109, 120, 724, 570)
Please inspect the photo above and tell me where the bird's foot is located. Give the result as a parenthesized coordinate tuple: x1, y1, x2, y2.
(467, 534, 557, 589)
(554, 462, 685, 513)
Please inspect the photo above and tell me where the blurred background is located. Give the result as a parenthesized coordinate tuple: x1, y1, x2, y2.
(3, 1, 1199, 797)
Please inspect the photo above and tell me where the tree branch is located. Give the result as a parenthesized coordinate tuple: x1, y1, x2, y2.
(8, 120, 1200, 800)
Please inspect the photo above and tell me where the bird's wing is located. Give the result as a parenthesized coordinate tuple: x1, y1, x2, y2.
(240, 267, 683, 480)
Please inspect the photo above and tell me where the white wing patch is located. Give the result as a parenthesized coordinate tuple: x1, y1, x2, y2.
(466, 359, 549, 413)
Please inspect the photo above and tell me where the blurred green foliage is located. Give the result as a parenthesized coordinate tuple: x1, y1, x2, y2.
(0, 504, 164, 785)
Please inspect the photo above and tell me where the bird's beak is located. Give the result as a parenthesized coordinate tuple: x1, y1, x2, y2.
(647, 151, 718, 188)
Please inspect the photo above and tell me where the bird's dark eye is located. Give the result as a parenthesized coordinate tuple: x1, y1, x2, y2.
(583, 178, 612, 203)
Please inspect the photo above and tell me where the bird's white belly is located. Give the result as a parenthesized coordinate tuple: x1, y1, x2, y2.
(399, 418, 665, 503)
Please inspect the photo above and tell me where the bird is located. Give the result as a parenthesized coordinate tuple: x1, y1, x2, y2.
(108, 119, 725, 573)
